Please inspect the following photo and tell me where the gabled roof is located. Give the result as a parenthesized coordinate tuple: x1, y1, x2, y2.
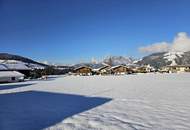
(0, 71, 24, 77)
(73, 63, 91, 69)
(4, 63, 31, 70)
(111, 65, 128, 69)
(74, 66, 92, 71)
(73, 64, 86, 69)
(73, 63, 92, 71)
(73, 63, 110, 71)
(127, 64, 140, 68)
(90, 63, 110, 70)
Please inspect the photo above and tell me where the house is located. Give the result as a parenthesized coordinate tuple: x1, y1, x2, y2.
(110, 65, 133, 75)
(161, 65, 190, 73)
(91, 63, 111, 75)
(0, 71, 24, 83)
(73, 66, 92, 76)
(1, 63, 31, 77)
(135, 65, 155, 73)
(127, 64, 140, 73)
(97, 65, 111, 75)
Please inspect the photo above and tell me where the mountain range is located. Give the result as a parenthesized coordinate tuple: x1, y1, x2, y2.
(1, 52, 190, 69)
(103, 56, 134, 66)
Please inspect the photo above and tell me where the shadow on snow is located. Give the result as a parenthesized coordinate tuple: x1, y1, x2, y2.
(0, 83, 35, 90)
(0, 91, 112, 130)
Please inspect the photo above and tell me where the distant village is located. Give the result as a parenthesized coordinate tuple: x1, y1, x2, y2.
(66, 63, 190, 76)
(0, 58, 190, 83)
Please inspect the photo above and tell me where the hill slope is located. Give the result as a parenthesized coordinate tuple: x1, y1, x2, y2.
(137, 51, 190, 68)
(0, 53, 48, 69)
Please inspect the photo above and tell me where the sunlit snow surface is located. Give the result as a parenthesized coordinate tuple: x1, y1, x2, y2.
(1, 73, 190, 130)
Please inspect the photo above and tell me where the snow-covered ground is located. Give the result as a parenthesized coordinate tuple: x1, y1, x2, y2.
(1, 73, 190, 130)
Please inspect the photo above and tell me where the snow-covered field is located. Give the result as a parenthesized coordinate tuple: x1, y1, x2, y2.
(1, 73, 190, 130)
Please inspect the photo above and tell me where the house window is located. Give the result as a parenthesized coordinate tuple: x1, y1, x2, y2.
(11, 77, 16, 81)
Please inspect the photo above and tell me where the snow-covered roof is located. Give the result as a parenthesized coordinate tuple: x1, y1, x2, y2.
(91, 64, 110, 71)
(0, 59, 31, 70)
(73, 63, 92, 71)
(91, 63, 109, 69)
(4, 63, 31, 70)
(90, 64, 103, 69)
(111, 65, 128, 69)
(73, 63, 90, 70)
(74, 66, 92, 71)
(0, 71, 24, 78)
(73, 63, 110, 70)
(0, 64, 8, 70)
(126, 64, 140, 68)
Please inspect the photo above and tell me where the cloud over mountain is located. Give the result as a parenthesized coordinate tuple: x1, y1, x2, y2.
(139, 32, 190, 53)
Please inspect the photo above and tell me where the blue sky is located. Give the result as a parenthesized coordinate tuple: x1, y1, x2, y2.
(1, 0, 190, 64)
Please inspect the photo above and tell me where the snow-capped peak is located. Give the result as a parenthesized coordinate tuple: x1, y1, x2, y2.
(103, 56, 134, 66)
(164, 51, 184, 65)
(133, 59, 142, 64)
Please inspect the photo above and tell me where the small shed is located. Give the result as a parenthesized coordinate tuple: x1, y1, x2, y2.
(0, 71, 24, 83)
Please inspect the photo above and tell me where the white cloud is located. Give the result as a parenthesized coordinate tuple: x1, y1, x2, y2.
(139, 32, 190, 53)
(171, 32, 190, 52)
(139, 42, 170, 53)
